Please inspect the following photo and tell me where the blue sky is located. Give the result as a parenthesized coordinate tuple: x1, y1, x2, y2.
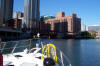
(14, 0, 100, 26)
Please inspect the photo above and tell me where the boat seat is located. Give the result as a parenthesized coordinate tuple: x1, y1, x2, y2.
(21, 63, 38, 66)
(3, 61, 12, 66)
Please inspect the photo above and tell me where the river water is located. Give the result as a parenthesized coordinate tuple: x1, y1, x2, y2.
(40, 39, 100, 66)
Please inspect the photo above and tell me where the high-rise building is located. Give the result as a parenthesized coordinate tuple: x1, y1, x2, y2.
(57, 12, 65, 18)
(13, 11, 24, 28)
(67, 13, 81, 34)
(24, 0, 40, 31)
(81, 23, 86, 31)
(44, 12, 81, 35)
(88, 25, 100, 33)
(13, 11, 24, 19)
(0, 0, 13, 27)
(0, 0, 2, 26)
(7, 18, 22, 29)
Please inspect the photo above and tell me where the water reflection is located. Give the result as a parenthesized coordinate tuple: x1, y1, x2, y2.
(64, 39, 82, 66)
(80, 40, 100, 66)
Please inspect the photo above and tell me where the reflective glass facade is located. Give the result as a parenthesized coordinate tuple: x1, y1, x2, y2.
(0, 0, 13, 26)
(0, 0, 1, 8)
(24, 0, 40, 29)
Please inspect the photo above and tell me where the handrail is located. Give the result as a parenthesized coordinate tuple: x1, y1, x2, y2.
(41, 41, 72, 66)
(11, 42, 18, 54)
(1, 42, 6, 53)
(56, 48, 72, 66)
(60, 50, 64, 66)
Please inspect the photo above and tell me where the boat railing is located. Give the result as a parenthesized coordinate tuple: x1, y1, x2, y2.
(56, 48, 72, 66)
(1, 39, 36, 54)
(0, 42, 6, 53)
(40, 41, 72, 66)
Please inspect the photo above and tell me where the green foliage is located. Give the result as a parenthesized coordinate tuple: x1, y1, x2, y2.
(80, 31, 96, 39)
(90, 33, 96, 39)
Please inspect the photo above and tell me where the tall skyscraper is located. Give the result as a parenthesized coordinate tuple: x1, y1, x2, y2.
(81, 23, 86, 31)
(0, 0, 2, 26)
(24, 0, 40, 31)
(0, 0, 13, 26)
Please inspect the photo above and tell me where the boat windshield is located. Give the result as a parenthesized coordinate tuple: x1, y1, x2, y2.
(1, 39, 37, 54)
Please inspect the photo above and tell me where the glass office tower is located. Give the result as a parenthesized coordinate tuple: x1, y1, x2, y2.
(0, 0, 13, 26)
(24, 0, 40, 32)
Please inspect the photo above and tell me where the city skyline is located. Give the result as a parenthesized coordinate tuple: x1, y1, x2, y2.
(14, 0, 100, 27)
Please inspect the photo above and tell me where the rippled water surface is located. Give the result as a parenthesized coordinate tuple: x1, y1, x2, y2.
(40, 39, 100, 66)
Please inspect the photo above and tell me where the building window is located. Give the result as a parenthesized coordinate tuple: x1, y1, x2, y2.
(71, 19, 73, 31)
(35, 0, 37, 18)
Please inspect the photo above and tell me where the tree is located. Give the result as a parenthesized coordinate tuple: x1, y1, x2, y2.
(80, 31, 96, 39)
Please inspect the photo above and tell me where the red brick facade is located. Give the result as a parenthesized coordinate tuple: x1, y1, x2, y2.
(7, 18, 22, 29)
(57, 12, 65, 18)
(40, 12, 81, 34)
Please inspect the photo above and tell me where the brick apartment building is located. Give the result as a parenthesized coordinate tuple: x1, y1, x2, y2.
(7, 18, 22, 29)
(40, 12, 81, 35)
